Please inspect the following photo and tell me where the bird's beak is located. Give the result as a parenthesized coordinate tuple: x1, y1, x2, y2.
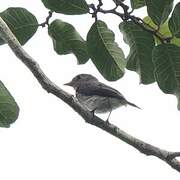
(64, 81, 73, 86)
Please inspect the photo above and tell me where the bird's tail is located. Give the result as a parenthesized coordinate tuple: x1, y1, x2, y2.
(127, 101, 141, 109)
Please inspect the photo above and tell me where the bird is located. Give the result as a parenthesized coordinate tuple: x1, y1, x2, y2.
(64, 74, 140, 123)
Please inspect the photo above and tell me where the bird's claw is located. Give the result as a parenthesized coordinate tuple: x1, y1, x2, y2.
(105, 119, 110, 125)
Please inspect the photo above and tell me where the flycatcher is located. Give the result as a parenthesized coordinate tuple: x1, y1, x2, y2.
(64, 74, 140, 123)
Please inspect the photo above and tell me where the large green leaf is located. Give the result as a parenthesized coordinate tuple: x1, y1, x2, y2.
(143, 16, 180, 47)
(87, 20, 125, 81)
(48, 19, 89, 64)
(169, 2, 180, 38)
(130, 0, 146, 9)
(145, 0, 174, 26)
(41, 0, 89, 15)
(119, 21, 155, 84)
(0, 81, 19, 127)
(0, 7, 38, 45)
(152, 44, 180, 109)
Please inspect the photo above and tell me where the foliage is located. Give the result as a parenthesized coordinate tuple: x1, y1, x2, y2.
(130, 0, 145, 9)
(41, 0, 89, 15)
(0, 81, 19, 127)
(143, 16, 180, 47)
(0, 0, 180, 126)
(0, 7, 38, 45)
(119, 21, 155, 84)
(48, 19, 89, 64)
(87, 20, 125, 81)
(153, 44, 180, 109)
(145, 0, 174, 26)
(169, 2, 180, 38)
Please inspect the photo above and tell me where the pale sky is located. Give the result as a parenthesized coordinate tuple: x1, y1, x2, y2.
(0, 0, 180, 179)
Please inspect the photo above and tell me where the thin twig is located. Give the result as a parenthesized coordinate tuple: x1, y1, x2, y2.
(98, 8, 124, 19)
(39, 11, 53, 27)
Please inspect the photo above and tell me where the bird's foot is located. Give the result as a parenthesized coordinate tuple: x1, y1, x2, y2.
(91, 109, 95, 119)
(105, 119, 110, 125)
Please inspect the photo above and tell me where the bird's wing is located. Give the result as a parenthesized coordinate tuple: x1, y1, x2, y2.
(77, 82, 126, 100)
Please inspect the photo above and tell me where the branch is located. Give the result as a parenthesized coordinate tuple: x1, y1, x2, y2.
(38, 11, 53, 27)
(92, 0, 170, 44)
(0, 17, 180, 173)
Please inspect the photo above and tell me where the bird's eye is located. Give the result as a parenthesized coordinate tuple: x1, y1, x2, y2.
(76, 75, 81, 80)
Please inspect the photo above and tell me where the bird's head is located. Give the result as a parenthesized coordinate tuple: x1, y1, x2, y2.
(64, 74, 98, 89)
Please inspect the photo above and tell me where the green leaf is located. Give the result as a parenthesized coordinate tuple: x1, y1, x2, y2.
(87, 20, 125, 81)
(145, 0, 174, 26)
(171, 37, 180, 47)
(41, 0, 89, 15)
(169, 2, 180, 38)
(0, 7, 38, 45)
(152, 44, 180, 109)
(0, 81, 19, 128)
(48, 19, 89, 64)
(143, 16, 180, 47)
(119, 21, 155, 84)
(143, 16, 171, 36)
(130, 0, 146, 9)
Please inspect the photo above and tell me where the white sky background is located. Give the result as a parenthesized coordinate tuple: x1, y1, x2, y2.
(0, 0, 180, 179)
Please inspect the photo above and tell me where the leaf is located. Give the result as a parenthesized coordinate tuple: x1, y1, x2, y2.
(143, 16, 180, 47)
(41, 0, 89, 15)
(145, 0, 174, 26)
(143, 16, 171, 36)
(171, 37, 180, 47)
(119, 21, 155, 84)
(169, 2, 180, 38)
(152, 44, 180, 109)
(130, 0, 146, 9)
(0, 81, 19, 128)
(48, 19, 89, 64)
(0, 7, 38, 45)
(87, 20, 125, 81)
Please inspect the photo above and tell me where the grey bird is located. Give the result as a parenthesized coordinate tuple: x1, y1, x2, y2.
(64, 74, 140, 123)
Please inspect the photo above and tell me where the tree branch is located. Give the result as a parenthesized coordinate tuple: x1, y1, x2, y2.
(0, 17, 180, 173)
(91, 0, 171, 44)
